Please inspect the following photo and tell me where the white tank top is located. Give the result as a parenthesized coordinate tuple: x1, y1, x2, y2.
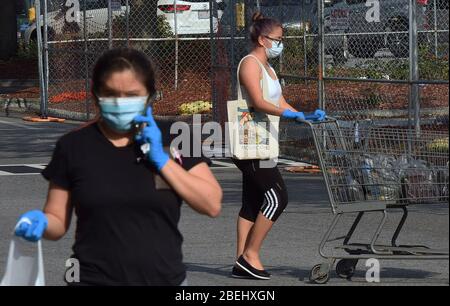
(262, 66, 283, 103)
(240, 55, 282, 106)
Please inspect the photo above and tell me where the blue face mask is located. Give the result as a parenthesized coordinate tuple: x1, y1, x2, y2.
(266, 41, 284, 59)
(98, 96, 148, 133)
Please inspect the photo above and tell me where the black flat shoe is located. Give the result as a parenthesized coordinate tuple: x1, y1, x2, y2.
(235, 256, 271, 280)
(231, 266, 253, 279)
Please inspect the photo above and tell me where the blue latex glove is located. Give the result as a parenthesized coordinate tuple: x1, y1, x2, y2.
(281, 109, 306, 121)
(314, 109, 326, 121)
(14, 210, 48, 242)
(134, 107, 170, 171)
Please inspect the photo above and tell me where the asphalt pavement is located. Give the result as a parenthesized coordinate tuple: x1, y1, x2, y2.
(0, 115, 448, 286)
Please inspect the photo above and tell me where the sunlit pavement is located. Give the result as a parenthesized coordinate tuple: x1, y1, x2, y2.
(0, 116, 448, 286)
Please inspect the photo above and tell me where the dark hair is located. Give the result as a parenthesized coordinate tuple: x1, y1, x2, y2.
(91, 48, 156, 101)
(249, 12, 283, 45)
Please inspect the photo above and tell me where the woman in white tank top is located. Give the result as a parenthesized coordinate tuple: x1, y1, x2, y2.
(231, 12, 325, 281)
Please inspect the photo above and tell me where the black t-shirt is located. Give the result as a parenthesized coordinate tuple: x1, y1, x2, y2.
(42, 120, 210, 286)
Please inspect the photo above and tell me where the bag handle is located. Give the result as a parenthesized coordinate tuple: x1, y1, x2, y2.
(0, 237, 45, 286)
(236, 54, 270, 102)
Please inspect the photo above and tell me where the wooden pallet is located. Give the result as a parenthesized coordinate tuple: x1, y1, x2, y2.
(23, 116, 66, 123)
(284, 166, 321, 174)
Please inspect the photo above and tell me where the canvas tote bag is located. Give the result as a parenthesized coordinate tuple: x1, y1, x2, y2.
(227, 55, 280, 160)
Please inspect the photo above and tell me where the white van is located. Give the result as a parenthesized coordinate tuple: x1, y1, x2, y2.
(157, 0, 226, 35)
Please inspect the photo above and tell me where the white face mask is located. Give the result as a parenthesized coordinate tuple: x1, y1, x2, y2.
(265, 41, 284, 59)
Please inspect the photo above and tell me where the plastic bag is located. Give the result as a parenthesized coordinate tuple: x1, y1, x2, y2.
(399, 157, 440, 204)
(360, 154, 401, 201)
(328, 153, 365, 203)
(344, 172, 365, 202)
(332, 174, 365, 204)
(437, 162, 449, 201)
(0, 237, 45, 286)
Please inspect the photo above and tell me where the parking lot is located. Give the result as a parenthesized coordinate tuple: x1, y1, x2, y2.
(0, 115, 448, 286)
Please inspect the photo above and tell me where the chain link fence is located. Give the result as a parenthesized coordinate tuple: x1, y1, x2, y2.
(210, 0, 448, 162)
(38, 0, 219, 120)
(34, 0, 448, 160)
(319, 0, 448, 131)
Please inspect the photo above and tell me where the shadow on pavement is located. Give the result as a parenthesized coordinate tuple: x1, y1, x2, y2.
(186, 262, 311, 281)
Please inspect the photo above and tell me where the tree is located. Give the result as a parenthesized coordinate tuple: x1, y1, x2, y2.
(129, 0, 159, 38)
(0, 0, 18, 60)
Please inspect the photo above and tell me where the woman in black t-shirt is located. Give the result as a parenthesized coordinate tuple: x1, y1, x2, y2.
(13, 48, 223, 286)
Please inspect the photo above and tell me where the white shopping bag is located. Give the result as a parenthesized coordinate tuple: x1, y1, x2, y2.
(1, 237, 45, 286)
(227, 55, 280, 160)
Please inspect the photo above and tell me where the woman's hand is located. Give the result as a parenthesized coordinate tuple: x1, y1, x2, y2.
(134, 107, 170, 172)
(314, 109, 326, 121)
(14, 210, 48, 242)
(281, 109, 306, 121)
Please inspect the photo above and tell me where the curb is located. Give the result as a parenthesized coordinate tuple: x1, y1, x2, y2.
(1, 98, 213, 123)
(329, 107, 449, 118)
(0, 79, 39, 88)
(2, 98, 94, 122)
(2, 97, 446, 123)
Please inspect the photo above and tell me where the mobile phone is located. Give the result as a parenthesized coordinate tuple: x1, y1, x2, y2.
(135, 122, 150, 155)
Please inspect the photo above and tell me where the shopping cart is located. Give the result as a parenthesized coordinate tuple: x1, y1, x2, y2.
(299, 115, 449, 284)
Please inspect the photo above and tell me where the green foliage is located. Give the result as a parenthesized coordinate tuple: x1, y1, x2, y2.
(326, 43, 448, 81)
(110, 11, 175, 59)
(359, 86, 383, 108)
(128, 1, 160, 38)
(279, 27, 317, 78)
(418, 45, 449, 80)
(16, 40, 38, 60)
(156, 15, 175, 39)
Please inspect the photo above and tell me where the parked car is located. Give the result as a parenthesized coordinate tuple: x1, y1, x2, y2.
(157, 0, 226, 35)
(25, 0, 128, 44)
(319, 0, 431, 59)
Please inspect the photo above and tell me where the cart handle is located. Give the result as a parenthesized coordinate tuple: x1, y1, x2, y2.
(304, 114, 322, 121)
(295, 114, 325, 122)
(296, 114, 337, 124)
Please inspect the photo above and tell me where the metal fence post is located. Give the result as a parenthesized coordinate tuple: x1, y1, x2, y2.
(230, 0, 237, 100)
(301, 0, 308, 80)
(43, 0, 49, 117)
(108, 0, 113, 49)
(409, 0, 420, 135)
(83, 0, 90, 120)
(317, 0, 325, 110)
(126, 0, 130, 48)
(244, 0, 255, 53)
(303, 32, 308, 80)
(278, 0, 284, 74)
(174, 0, 179, 90)
(433, 0, 438, 57)
(209, 0, 217, 122)
(35, 0, 47, 119)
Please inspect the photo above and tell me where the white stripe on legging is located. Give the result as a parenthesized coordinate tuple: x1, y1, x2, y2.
(268, 189, 279, 220)
(263, 190, 274, 218)
(264, 189, 277, 219)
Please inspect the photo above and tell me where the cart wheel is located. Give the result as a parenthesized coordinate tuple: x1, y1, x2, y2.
(336, 259, 358, 279)
(309, 264, 330, 284)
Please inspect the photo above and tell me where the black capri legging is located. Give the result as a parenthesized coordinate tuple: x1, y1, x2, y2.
(232, 159, 289, 222)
